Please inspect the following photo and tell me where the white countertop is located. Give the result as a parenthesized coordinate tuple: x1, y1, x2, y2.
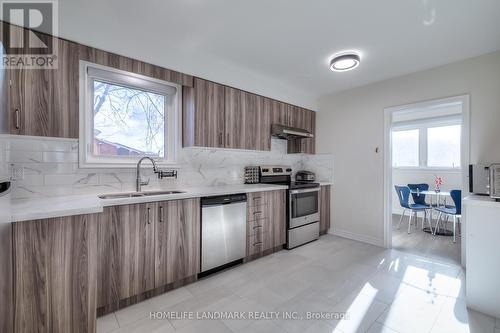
(464, 194, 500, 208)
(10, 184, 288, 223)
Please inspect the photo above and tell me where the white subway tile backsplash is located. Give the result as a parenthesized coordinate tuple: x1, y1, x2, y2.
(17, 163, 76, 175)
(7, 136, 334, 199)
(98, 173, 135, 184)
(17, 174, 44, 186)
(43, 151, 78, 163)
(44, 173, 98, 186)
(8, 150, 43, 163)
(73, 184, 122, 195)
(9, 138, 74, 152)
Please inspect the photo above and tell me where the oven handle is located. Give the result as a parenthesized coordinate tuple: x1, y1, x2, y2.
(290, 188, 320, 194)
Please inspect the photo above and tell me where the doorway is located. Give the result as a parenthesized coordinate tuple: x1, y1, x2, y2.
(383, 95, 470, 266)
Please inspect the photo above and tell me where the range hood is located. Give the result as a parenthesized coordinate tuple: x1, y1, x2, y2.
(271, 124, 314, 140)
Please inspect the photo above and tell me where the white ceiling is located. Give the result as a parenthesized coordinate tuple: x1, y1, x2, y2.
(42, 1, 500, 108)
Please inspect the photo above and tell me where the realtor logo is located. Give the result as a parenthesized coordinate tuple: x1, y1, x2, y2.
(1, 0, 58, 68)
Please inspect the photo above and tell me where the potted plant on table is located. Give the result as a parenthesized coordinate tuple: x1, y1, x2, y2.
(434, 175, 444, 192)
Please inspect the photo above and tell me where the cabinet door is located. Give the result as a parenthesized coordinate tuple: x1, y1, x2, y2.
(97, 202, 155, 309)
(225, 88, 268, 150)
(319, 185, 331, 235)
(224, 86, 244, 149)
(266, 98, 288, 127)
(287, 106, 316, 154)
(183, 78, 225, 147)
(9, 32, 80, 138)
(12, 214, 98, 333)
(155, 199, 200, 287)
(265, 189, 286, 249)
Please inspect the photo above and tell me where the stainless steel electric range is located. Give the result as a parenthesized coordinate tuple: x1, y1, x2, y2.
(247, 165, 320, 249)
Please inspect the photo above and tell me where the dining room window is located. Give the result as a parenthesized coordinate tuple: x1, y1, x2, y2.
(427, 125, 461, 168)
(392, 129, 420, 167)
(392, 119, 461, 169)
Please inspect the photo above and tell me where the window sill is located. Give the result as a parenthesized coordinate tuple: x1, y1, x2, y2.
(392, 167, 462, 173)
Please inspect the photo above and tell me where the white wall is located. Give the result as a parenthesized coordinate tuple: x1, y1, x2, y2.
(392, 169, 462, 214)
(316, 51, 500, 246)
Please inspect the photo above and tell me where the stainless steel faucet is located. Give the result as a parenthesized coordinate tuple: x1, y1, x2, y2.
(136, 157, 178, 192)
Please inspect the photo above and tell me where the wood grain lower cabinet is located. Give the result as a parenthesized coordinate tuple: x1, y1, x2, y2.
(246, 190, 286, 256)
(155, 199, 200, 287)
(96, 202, 155, 309)
(97, 199, 200, 310)
(320, 185, 331, 235)
(12, 214, 98, 333)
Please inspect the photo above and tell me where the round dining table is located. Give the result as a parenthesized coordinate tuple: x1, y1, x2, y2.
(410, 190, 452, 235)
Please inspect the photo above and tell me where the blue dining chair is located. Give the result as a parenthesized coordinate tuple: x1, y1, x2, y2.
(394, 185, 433, 234)
(407, 183, 430, 206)
(434, 190, 462, 243)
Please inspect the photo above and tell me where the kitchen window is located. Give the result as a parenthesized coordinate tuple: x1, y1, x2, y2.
(79, 62, 181, 168)
(392, 120, 461, 169)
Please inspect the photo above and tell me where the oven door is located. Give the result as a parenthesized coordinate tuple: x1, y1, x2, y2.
(289, 187, 320, 228)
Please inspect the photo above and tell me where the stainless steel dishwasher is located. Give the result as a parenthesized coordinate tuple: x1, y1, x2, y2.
(201, 194, 247, 273)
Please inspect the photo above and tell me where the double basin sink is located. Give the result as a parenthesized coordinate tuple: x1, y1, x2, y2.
(98, 190, 185, 200)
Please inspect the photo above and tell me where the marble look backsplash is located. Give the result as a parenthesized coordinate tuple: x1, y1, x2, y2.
(6, 135, 334, 199)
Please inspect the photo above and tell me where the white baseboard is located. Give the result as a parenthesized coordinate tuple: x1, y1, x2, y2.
(328, 228, 384, 247)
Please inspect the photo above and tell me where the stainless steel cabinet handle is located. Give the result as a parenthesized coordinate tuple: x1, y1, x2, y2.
(253, 225, 262, 229)
(14, 108, 20, 130)
(159, 206, 164, 222)
(253, 242, 263, 246)
(219, 132, 223, 145)
(147, 207, 151, 224)
(252, 197, 262, 200)
(253, 211, 262, 215)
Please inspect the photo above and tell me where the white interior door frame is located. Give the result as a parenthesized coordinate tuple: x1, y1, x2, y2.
(383, 94, 470, 267)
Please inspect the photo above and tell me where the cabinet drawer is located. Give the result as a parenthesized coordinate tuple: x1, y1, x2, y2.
(247, 204, 268, 221)
(248, 218, 267, 236)
(247, 232, 267, 256)
(247, 192, 267, 207)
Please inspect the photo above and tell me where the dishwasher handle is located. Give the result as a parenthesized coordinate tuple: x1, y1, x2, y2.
(201, 193, 247, 207)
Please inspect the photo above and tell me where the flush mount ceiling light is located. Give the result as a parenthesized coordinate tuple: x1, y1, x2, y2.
(329, 53, 361, 72)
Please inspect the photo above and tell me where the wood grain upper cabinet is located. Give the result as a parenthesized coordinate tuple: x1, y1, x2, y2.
(9, 35, 81, 138)
(287, 105, 316, 154)
(5, 21, 192, 139)
(183, 78, 225, 148)
(97, 202, 156, 310)
(319, 185, 331, 235)
(224, 87, 270, 150)
(155, 198, 200, 287)
(266, 98, 288, 127)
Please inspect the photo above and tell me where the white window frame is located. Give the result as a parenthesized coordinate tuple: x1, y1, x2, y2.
(78, 61, 182, 168)
(392, 116, 462, 170)
(391, 128, 420, 168)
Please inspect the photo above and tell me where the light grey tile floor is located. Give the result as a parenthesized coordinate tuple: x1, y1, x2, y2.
(392, 214, 461, 265)
(98, 234, 498, 333)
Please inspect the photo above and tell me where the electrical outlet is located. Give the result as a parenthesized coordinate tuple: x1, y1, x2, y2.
(10, 164, 24, 181)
